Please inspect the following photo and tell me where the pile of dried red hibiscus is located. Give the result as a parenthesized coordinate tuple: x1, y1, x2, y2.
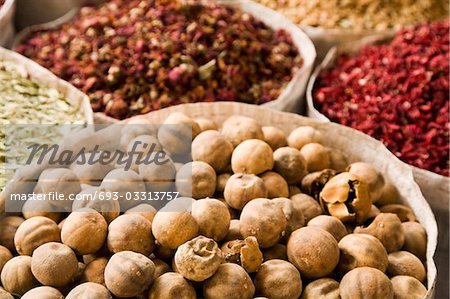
(314, 20, 449, 176)
(16, 0, 302, 119)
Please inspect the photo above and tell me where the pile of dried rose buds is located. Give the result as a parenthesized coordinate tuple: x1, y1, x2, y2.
(314, 20, 449, 176)
(16, 0, 303, 119)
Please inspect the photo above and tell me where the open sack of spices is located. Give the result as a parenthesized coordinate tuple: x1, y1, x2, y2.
(252, 0, 449, 60)
(0, 47, 93, 192)
(307, 20, 450, 203)
(0, 102, 437, 298)
(0, 0, 15, 47)
(13, 0, 315, 122)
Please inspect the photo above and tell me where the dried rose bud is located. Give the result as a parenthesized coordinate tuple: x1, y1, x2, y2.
(319, 172, 371, 224)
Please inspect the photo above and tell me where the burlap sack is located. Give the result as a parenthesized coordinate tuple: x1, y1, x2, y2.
(0, 47, 93, 123)
(306, 37, 449, 298)
(132, 102, 438, 297)
(0, 0, 15, 48)
(0, 46, 94, 190)
(14, 0, 316, 123)
(0, 46, 94, 214)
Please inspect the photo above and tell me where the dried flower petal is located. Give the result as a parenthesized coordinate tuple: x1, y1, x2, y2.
(314, 21, 450, 176)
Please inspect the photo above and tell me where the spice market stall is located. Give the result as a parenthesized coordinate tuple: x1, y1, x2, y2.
(0, 0, 448, 298)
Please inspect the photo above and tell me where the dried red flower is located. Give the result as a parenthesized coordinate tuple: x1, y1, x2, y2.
(314, 21, 449, 176)
(16, 0, 302, 119)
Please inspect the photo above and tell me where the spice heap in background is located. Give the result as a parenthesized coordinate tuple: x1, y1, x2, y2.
(0, 0, 5, 8)
(254, 0, 449, 30)
(0, 112, 429, 298)
(313, 20, 449, 176)
(16, 0, 303, 120)
(0, 60, 86, 189)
